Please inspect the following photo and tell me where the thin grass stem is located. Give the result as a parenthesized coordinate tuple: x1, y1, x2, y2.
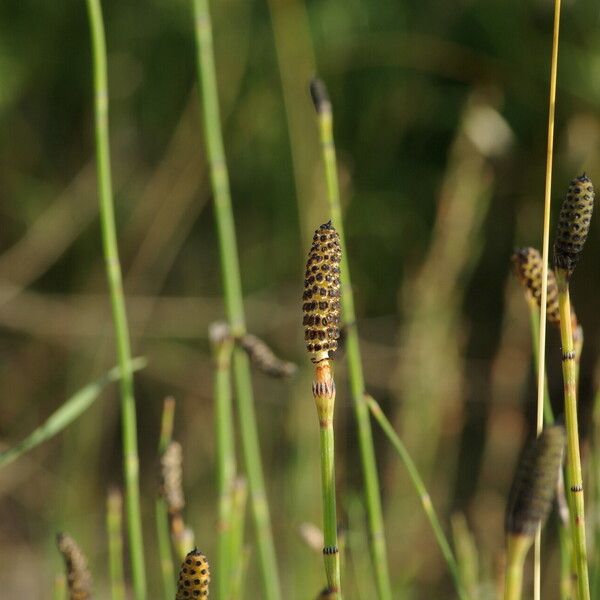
(190, 1, 281, 597)
(107, 487, 126, 600)
(210, 324, 236, 600)
(556, 271, 590, 600)
(504, 535, 531, 600)
(365, 395, 467, 600)
(535, 1, 562, 596)
(52, 574, 66, 600)
(156, 398, 176, 600)
(84, 1, 146, 597)
(311, 79, 392, 600)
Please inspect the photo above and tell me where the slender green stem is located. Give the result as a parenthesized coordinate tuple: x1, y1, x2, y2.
(557, 270, 590, 600)
(366, 395, 467, 600)
(314, 85, 392, 600)
(320, 423, 342, 596)
(211, 327, 236, 600)
(52, 574, 66, 600)
(190, 1, 281, 597)
(84, 2, 146, 596)
(156, 398, 176, 600)
(504, 534, 532, 600)
(107, 487, 126, 600)
(156, 501, 175, 600)
(229, 478, 249, 600)
(529, 303, 574, 596)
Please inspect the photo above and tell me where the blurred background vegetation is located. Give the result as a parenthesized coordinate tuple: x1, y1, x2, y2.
(1, 0, 600, 597)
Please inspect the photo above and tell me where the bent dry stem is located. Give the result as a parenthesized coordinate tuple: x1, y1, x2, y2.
(191, 2, 281, 596)
(556, 270, 590, 600)
(84, 0, 146, 596)
(311, 78, 392, 600)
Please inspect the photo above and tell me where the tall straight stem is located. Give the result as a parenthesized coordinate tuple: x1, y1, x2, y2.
(84, 1, 146, 597)
(366, 395, 467, 600)
(212, 331, 236, 600)
(107, 488, 126, 600)
(557, 271, 590, 600)
(535, 1, 562, 596)
(156, 398, 176, 600)
(315, 94, 392, 600)
(191, 4, 281, 596)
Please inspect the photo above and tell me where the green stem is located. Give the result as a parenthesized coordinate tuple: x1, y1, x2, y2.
(107, 488, 126, 600)
(504, 534, 532, 600)
(212, 329, 236, 600)
(52, 575, 66, 600)
(190, 1, 281, 598)
(320, 423, 342, 596)
(84, 1, 146, 597)
(156, 398, 176, 600)
(557, 270, 590, 600)
(314, 85, 392, 600)
(366, 395, 467, 600)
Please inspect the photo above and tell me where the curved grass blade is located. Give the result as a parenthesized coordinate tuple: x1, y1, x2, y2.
(0, 358, 146, 469)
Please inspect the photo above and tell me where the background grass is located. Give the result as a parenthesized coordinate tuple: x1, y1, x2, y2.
(1, 0, 600, 597)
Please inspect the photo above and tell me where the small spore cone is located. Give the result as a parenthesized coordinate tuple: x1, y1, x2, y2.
(160, 440, 185, 515)
(511, 247, 560, 326)
(56, 532, 93, 600)
(554, 174, 594, 276)
(505, 425, 566, 537)
(302, 221, 341, 360)
(176, 548, 210, 599)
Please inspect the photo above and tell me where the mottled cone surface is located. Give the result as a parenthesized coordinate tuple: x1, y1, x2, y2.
(511, 247, 560, 326)
(239, 333, 297, 377)
(176, 549, 210, 599)
(160, 440, 185, 515)
(56, 533, 93, 600)
(302, 221, 341, 358)
(505, 425, 566, 536)
(554, 174, 594, 276)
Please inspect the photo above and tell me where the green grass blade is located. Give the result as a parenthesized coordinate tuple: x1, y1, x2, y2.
(0, 358, 146, 469)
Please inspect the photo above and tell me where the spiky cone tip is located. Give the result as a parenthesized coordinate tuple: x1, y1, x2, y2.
(505, 425, 566, 538)
(553, 174, 594, 280)
(176, 548, 210, 599)
(310, 78, 331, 115)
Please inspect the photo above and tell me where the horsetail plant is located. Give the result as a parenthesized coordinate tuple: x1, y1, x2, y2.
(209, 322, 236, 600)
(238, 333, 297, 378)
(310, 77, 392, 600)
(156, 398, 177, 600)
(504, 425, 566, 600)
(161, 441, 195, 560)
(56, 532, 93, 600)
(106, 487, 126, 600)
(84, 0, 146, 596)
(553, 174, 595, 600)
(303, 221, 343, 597)
(190, 2, 280, 597)
(176, 549, 210, 599)
(534, 3, 562, 595)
